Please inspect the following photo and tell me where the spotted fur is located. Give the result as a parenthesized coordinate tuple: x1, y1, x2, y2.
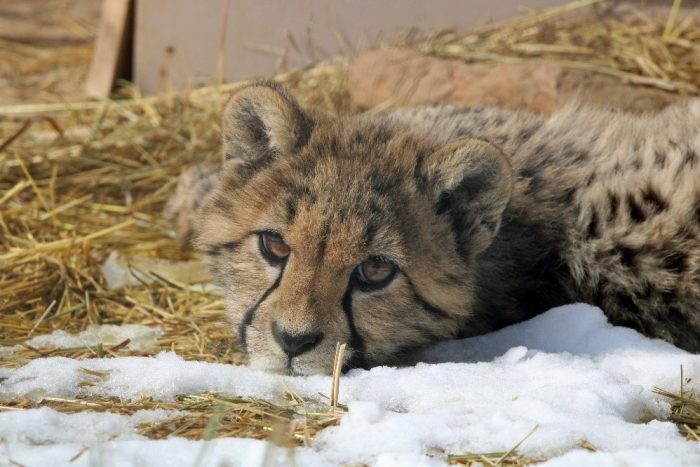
(166, 81, 700, 374)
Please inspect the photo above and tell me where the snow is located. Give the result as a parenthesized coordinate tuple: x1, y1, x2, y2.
(0, 408, 176, 445)
(0, 324, 161, 360)
(1, 303, 699, 466)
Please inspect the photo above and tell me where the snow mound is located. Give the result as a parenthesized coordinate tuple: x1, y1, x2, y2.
(2, 304, 699, 466)
(0, 324, 161, 360)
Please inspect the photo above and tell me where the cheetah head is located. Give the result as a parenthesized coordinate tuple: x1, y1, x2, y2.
(195, 82, 513, 375)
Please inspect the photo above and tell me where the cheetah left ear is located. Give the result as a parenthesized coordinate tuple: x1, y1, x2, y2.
(222, 81, 314, 168)
(421, 138, 514, 260)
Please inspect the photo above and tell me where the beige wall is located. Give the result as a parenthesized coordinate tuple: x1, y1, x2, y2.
(133, 0, 572, 94)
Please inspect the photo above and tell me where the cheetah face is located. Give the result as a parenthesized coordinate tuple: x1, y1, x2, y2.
(195, 82, 513, 375)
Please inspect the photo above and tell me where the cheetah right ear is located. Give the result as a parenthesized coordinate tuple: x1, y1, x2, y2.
(222, 81, 313, 168)
(420, 138, 514, 260)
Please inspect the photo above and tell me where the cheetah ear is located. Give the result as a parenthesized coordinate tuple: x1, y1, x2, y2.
(222, 81, 313, 167)
(421, 138, 514, 260)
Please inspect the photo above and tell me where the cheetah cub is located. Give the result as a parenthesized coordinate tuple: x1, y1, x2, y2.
(165, 81, 700, 375)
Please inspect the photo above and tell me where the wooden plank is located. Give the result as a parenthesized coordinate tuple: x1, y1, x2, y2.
(84, 0, 133, 98)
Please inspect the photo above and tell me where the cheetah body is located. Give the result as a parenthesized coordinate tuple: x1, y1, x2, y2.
(165, 83, 700, 374)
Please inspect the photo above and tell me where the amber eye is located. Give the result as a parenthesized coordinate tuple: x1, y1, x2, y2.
(259, 232, 290, 263)
(354, 257, 396, 290)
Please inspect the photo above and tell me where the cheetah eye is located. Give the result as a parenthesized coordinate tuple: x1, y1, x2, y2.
(354, 257, 396, 290)
(259, 232, 290, 263)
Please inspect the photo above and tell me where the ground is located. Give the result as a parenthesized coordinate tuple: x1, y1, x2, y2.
(1, 1, 700, 466)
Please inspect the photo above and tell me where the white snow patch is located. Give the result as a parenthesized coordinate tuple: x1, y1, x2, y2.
(0, 324, 161, 359)
(0, 407, 176, 445)
(1, 303, 699, 466)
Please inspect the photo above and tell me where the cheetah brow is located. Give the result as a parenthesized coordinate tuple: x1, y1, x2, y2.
(205, 240, 241, 257)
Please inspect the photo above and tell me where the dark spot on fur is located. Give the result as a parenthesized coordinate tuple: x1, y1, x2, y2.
(299, 157, 318, 178)
(368, 169, 398, 194)
(662, 251, 687, 274)
(329, 136, 340, 155)
(626, 194, 646, 223)
(608, 192, 619, 220)
(316, 222, 331, 261)
(518, 165, 538, 179)
(369, 201, 385, 219)
(567, 150, 588, 164)
(526, 175, 543, 195)
(286, 197, 297, 221)
(337, 206, 349, 222)
(584, 173, 596, 187)
(435, 192, 452, 215)
(557, 187, 576, 205)
(350, 131, 364, 147)
(282, 180, 317, 205)
(587, 209, 599, 238)
(641, 185, 667, 212)
(661, 290, 676, 305)
(617, 244, 638, 269)
(654, 151, 666, 167)
(631, 158, 642, 170)
(518, 128, 533, 142)
(456, 127, 474, 138)
(685, 150, 698, 167)
(213, 196, 232, 213)
(373, 127, 392, 145)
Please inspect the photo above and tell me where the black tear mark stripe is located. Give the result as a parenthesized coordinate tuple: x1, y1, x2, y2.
(341, 284, 368, 371)
(239, 262, 286, 349)
(205, 241, 242, 257)
(406, 278, 453, 320)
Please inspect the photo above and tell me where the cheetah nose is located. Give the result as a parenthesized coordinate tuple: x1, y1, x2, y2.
(271, 322, 324, 358)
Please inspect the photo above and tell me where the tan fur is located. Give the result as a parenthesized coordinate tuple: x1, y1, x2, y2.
(166, 82, 700, 374)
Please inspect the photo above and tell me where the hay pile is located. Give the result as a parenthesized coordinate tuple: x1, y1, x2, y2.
(409, 0, 700, 94)
(1, 0, 699, 459)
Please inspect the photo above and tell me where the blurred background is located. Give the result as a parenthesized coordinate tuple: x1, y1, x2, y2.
(1, 0, 699, 113)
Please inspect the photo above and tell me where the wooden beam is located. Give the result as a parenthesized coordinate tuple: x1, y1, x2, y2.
(84, 0, 134, 98)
